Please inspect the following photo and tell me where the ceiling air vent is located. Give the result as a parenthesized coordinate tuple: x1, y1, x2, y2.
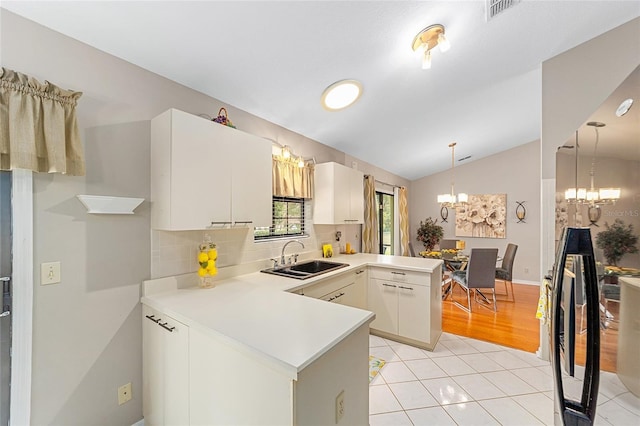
(486, 0, 521, 21)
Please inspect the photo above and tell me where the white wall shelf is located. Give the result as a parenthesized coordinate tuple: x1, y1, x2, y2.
(77, 195, 144, 215)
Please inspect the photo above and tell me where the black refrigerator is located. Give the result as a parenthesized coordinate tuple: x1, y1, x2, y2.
(551, 227, 600, 426)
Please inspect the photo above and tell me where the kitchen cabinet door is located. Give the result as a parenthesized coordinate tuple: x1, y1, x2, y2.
(367, 279, 398, 335)
(162, 315, 190, 425)
(313, 162, 364, 224)
(346, 166, 365, 223)
(398, 283, 430, 343)
(142, 305, 189, 425)
(143, 307, 164, 426)
(230, 129, 272, 228)
(151, 109, 232, 230)
(346, 268, 367, 310)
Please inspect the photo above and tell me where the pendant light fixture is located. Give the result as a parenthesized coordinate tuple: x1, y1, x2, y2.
(565, 122, 620, 205)
(437, 142, 468, 207)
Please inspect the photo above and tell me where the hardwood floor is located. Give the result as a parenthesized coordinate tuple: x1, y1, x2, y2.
(441, 281, 619, 372)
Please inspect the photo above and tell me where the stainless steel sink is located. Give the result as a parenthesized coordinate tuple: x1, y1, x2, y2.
(261, 260, 348, 280)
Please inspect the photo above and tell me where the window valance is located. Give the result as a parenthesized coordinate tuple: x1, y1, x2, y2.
(0, 68, 85, 175)
(272, 156, 314, 199)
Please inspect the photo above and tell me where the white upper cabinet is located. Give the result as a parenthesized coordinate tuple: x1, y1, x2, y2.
(151, 108, 271, 230)
(313, 162, 364, 224)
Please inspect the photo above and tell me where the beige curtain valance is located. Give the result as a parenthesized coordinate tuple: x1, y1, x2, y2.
(272, 156, 314, 198)
(0, 67, 85, 175)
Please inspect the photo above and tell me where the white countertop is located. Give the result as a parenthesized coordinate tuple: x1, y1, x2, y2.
(619, 276, 640, 289)
(142, 253, 442, 379)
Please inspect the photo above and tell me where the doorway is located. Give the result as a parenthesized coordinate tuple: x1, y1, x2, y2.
(0, 171, 11, 425)
(376, 191, 394, 255)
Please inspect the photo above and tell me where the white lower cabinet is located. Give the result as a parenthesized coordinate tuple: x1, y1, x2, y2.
(367, 266, 441, 349)
(300, 268, 367, 310)
(143, 305, 189, 426)
(188, 322, 370, 425)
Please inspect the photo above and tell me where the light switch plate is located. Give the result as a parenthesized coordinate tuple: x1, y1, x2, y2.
(41, 262, 61, 285)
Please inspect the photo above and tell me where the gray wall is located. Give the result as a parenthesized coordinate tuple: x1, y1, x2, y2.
(410, 141, 541, 283)
(0, 9, 408, 424)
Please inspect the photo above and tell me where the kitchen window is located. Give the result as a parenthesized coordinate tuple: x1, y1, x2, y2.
(254, 196, 307, 240)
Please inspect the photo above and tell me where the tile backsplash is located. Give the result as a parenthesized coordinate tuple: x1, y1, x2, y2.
(151, 222, 362, 279)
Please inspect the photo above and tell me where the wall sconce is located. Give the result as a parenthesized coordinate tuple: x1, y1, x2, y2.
(440, 206, 449, 223)
(515, 201, 526, 223)
(588, 205, 601, 227)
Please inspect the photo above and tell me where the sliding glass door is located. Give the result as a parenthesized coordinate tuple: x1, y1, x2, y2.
(377, 191, 394, 255)
(0, 171, 11, 425)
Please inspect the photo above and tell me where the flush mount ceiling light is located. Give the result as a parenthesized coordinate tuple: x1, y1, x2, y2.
(412, 24, 451, 70)
(616, 98, 634, 117)
(321, 79, 363, 111)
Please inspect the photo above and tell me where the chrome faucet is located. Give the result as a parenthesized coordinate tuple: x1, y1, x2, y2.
(281, 240, 305, 266)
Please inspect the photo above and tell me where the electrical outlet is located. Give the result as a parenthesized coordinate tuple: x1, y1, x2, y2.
(118, 382, 132, 405)
(41, 261, 61, 285)
(524, 267, 530, 274)
(335, 390, 344, 423)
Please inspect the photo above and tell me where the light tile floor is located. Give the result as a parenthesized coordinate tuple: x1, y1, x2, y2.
(369, 333, 640, 425)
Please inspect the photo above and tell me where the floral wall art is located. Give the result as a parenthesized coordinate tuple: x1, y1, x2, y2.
(455, 194, 506, 238)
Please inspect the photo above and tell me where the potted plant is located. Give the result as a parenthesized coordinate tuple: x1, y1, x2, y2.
(416, 217, 444, 252)
(595, 219, 639, 266)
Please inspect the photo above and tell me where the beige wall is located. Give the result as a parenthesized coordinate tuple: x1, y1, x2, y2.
(410, 141, 541, 284)
(0, 9, 407, 424)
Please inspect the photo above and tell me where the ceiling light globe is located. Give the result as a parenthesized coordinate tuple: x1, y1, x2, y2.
(422, 50, 432, 70)
(321, 80, 363, 111)
(437, 33, 450, 52)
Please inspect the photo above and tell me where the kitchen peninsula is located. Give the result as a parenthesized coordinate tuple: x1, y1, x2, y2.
(141, 253, 442, 425)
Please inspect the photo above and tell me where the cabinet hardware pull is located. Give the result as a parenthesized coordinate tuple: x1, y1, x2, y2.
(382, 283, 397, 288)
(159, 322, 175, 332)
(335, 292, 345, 299)
(328, 296, 335, 302)
(391, 271, 406, 275)
(145, 314, 161, 323)
(209, 221, 232, 228)
(233, 221, 253, 227)
(355, 270, 364, 275)
(399, 286, 414, 291)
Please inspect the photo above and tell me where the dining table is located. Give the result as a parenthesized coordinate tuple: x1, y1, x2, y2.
(420, 251, 502, 300)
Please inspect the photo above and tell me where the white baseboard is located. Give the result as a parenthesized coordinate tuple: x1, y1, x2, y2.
(513, 280, 540, 286)
(131, 419, 144, 426)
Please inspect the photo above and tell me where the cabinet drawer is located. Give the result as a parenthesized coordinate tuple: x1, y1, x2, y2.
(369, 267, 429, 286)
(302, 271, 355, 299)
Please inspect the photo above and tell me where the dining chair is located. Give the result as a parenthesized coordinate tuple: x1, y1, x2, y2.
(451, 248, 499, 313)
(495, 243, 518, 302)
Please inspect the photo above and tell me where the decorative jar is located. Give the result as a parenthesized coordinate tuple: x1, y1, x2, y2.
(197, 237, 218, 289)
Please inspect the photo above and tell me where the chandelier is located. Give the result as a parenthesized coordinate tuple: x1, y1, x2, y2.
(565, 122, 620, 205)
(437, 142, 468, 207)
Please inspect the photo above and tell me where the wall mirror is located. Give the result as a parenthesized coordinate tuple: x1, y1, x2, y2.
(555, 65, 639, 379)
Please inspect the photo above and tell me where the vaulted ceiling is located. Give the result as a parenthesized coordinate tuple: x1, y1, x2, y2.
(3, 1, 638, 179)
